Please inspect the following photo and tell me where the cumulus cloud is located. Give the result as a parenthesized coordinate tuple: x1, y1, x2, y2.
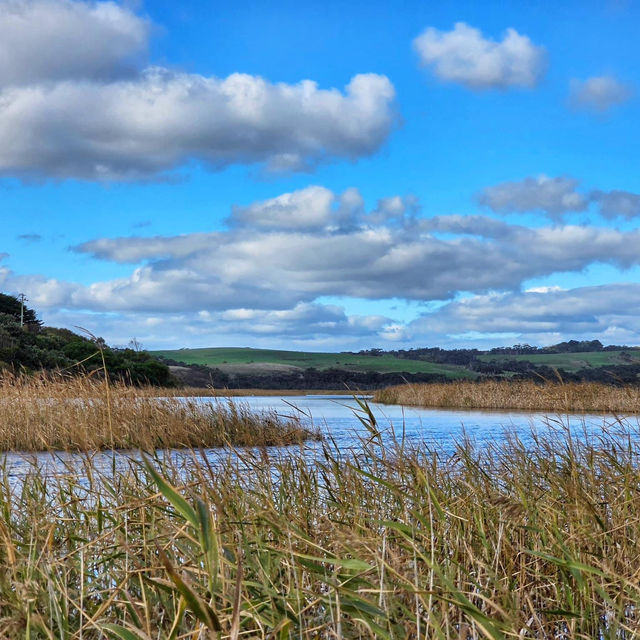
(230, 186, 336, 230)
(591, 189, 640, 219)
(570, 75, 633, 113)
(0, 0, 149, 86)
(408, 283, 640, 345)
(36, 302, 396, 350)
(6, 183, 640, 346)
(0, 0, 397, 180)
(476, 175, 587, 219)
(7, 185, 639, 315)
(413, 22, 546, 89)
(7, 183, 640, 347)
(0, 69, 396, 180)
(228, 186, 417, 230)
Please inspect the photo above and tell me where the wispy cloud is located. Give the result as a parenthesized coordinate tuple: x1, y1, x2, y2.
(569, 75, 633, 113)
(16, 233, 43, 242)
(478, 176, 640, 221)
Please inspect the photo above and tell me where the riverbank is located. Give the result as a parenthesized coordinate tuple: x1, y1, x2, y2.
(3, 414, 640, 638)
(374, 379, 640, 412)
(142, 386, 343, 397)
(0, 374, 317, 451)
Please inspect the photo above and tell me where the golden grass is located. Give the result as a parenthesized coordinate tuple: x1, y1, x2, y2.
(374, 379, 640, 412)
(4, 409, 640, 638)
(0, 373, 317, 451)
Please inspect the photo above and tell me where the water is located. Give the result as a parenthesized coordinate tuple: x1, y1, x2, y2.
(4, 394, 635, 478)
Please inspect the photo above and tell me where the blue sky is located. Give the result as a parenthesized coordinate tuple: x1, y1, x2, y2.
(1, 0, 640, 350)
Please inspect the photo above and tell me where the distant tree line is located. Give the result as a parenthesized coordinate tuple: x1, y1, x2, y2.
(355, 347, 481, 366)
(163, 360, 452, 390)
(356, 340, 638, 362)
(166, 359, 640, 389)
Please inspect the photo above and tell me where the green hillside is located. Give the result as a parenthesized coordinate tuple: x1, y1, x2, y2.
(151, 347, 474, 378)
(478, 350, 640, 372)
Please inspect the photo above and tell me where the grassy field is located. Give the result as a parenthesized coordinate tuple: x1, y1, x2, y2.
(4, 407, 640, 638)
(478, 349, 640, 371)
(152, 346, 474, 377)
(374, 379, 640, 412)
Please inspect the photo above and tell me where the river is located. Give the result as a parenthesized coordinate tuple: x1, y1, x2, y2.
(4, 394, 635, 478)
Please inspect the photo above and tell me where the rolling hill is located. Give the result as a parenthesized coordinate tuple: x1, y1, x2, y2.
(478, 350, 640, 372)
(150, 347, 475, 379)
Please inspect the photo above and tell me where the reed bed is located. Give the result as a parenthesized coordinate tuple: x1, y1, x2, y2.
(0, 373, 315, 451)
(374, 379, 640, 413)
(3, 406, 640, 638)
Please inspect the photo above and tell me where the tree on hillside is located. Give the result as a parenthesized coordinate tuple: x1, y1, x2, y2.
(0, 292, 174, 385)
(0, 293, 41, 329)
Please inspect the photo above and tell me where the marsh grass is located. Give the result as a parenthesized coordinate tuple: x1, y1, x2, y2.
(374, 379, 640, 413)
(3, 406, 640, 638)
(0, 373, 315, 451)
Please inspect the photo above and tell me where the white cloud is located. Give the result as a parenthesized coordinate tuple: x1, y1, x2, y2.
(413, 22, 546, 90)
(3, 187, 638, 316)
(31, 280, 640, 351)
(408, 283, 640, 346)
(7, 185, 640, 349)
(35, 302, 395, 349)
(0, 0, 397, 181)
(524, 285, 566, 294)
(0, 69, 396, 180)
(228, 186, 418, 230)
(230, 186, 336, 230)
(0, 0, 149, 86)
(570, 75, 633, 113)
(476, 175, 587, 219)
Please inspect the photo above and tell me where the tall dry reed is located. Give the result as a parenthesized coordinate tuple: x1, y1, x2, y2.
(0, 372, 315, 451)
(3, 405, 640, 637)
(374, 379, 640, 412)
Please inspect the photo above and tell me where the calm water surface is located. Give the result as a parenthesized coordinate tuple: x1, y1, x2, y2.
(4, 394, 635, 478)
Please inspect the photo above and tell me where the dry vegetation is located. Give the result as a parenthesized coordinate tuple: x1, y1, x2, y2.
(0, 373, 316, 451)
(3, 407, 640, 638)
(374, 379, 640, 413)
